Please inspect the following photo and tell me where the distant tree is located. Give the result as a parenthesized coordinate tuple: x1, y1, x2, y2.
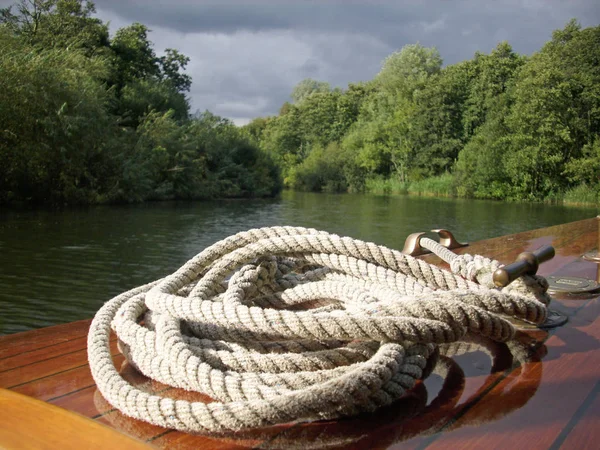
(117, 78, 189, 127)
(454, 95, 512, 199)
(159, 48, 191, 93)
(504, 20, 600, 199)
(110, 23, 190, 125)
(0, 0, 109, 55)
(564, 140, 600, 189)
(259, 106, 305, 183)
(0, 28, 116, 204)
(341, 90, 399, 179)
(279, 101, 293, 115)
(376, 43, 442, 95)
(297, 91, 340, 146)
(291, 78, 331, 103)
(187, 112, 281, 197)
(111, 22, 160, 88)
(242, 117, 270, 143)
(462, 42, 524, 138)
(408, 61, 474, 177)
(330, 82, 373, 142)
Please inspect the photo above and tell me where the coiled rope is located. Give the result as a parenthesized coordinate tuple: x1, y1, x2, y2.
(87, 226, 551, 433)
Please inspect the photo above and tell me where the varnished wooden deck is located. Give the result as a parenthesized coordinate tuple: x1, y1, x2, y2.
(1, 218, 599, 449)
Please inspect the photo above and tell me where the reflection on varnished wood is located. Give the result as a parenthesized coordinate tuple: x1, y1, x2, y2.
(90, 331, 545, 449)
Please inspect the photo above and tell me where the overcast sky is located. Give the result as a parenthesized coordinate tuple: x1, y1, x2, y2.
(4, 1, 599, 124)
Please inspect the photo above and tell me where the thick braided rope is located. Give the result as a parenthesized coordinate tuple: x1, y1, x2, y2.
(87, 226, 548, 433)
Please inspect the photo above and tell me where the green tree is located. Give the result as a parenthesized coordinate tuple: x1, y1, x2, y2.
(110, 22, 160, 89)
(0, 29, 116, 204)
(0, 0, 109, 55)
(0, 3, 280, 206)
(454, 96, 512, 198)
(259, 106, 305, 184)
(116, 78, 189, 127)
(463, 42, 524, 139)
(408, 61, 473, 178)
(297, 91, 340, 146)
(291, 78, 331, 103)
(291, 142, 354, 192)
(159, 48, 191, 93)
(109, 23, 190, 126)
(188, 112, 281, 197)
(505, 20, 600, 199)
(340, 44, 444, 183)
(341, 90, 399, 180)
(329, 82, 373, 142)
(564, 140, 600, 189)
(241, 117, 270, 144)
(376, 43, 442, 96)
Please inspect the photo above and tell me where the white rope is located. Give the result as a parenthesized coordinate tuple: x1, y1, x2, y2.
(87, 226, 551, 433)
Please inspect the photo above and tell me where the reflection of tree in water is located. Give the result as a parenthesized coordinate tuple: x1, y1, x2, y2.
(94, 332, 544, 449)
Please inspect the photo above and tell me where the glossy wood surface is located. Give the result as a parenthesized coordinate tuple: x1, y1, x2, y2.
(1, 217, 599, 449)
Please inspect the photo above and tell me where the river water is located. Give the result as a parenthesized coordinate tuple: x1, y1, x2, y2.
(0, 191, 595, 335)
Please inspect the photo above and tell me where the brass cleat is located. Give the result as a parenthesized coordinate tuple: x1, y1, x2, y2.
(492, 245, 555, 288)
(402, 232, 429, 256)
(432, 229, 468, 250)
(402, 230, 468, 257)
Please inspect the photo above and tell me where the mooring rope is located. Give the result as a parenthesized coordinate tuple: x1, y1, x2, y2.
(87, 226, 551, 433)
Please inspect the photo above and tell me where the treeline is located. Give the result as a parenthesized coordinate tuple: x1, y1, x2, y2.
(245, 20, 600, 203)
(0, 0, 280, 206)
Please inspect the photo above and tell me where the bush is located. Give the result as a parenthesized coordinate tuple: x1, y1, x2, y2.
(292, 143, 352, 193)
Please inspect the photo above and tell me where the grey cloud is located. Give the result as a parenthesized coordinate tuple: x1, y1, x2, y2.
(178, 28, 389, 119)
(92, 1, 599, 54)
(93, 1, 415, 35)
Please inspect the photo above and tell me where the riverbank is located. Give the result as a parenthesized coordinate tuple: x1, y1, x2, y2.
(364, 174, 599, 207)
(3, 180, 595, 211)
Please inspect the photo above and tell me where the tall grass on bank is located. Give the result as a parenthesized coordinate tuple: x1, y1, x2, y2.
(407, 173, 455, 197)
(365, 176, 408, 195)
(366, 174, 598, 206)
(366, 174, 455, 197)
(562, 184, 598, 206)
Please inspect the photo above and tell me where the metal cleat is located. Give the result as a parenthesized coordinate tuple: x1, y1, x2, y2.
(432, 229, 468, 250)
(402, 232, 429, 256)
(402, 229, 468, 257)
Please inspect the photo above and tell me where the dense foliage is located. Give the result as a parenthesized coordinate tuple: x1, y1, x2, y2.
(247, 20, 600, 203)
(0, 0, 280, 205)
(2, 3, 597, 206)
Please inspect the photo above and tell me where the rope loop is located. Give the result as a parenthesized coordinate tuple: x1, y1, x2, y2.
(88, 226, 549, 433)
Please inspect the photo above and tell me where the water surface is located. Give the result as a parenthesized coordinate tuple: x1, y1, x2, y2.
(0, 191, 595, 335)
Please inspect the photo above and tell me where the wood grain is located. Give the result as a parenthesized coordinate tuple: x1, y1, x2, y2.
(0, 339, 119, 389)
(0, 319, 92, 359)
(12, 356, 121, 403)
(0, 336, 88, 372)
